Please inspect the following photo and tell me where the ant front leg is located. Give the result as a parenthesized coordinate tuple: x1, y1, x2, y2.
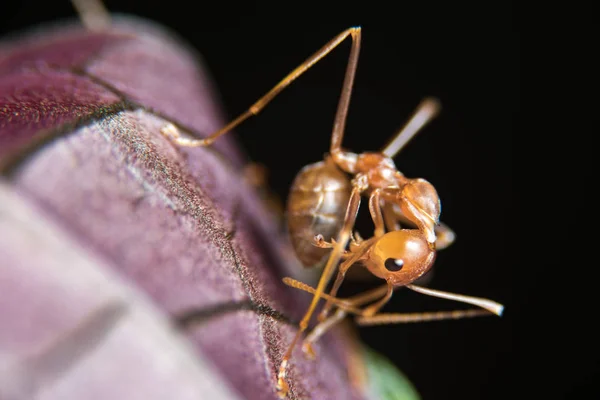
(318, 190, 386, 321)
(368, 190, 386, 238)
(316, 240, 374, 323)
(357, 280, 394, 317)
(313, 237, 346, 257)
(288, 278, 502, 324)
(286, 277, 501, 338)
(312, 234, 363, 259)
(313, 230, 364, 253)
(382, 202, 401, 232)
(242, 163, 285, 224)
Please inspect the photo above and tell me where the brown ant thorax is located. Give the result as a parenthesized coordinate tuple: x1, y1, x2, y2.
(355, 152, 399, 187)
(363, 229, 436, 285)
(332, 149, 442, 245)
(332, 150, 399, 188)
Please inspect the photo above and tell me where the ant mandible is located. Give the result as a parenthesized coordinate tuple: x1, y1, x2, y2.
(160, 27, 504, 398)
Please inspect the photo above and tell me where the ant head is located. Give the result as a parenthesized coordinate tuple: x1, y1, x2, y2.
(398, 178, 441, 243)
(364, 229, 436, 286)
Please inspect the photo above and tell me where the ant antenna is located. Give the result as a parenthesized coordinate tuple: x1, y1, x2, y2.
(406, 284, 504, 316)
(283, 277, 503, 326)
(356, 309, 493, 325)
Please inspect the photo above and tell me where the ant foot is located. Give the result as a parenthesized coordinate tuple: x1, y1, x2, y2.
(313, 234, 335, 248)
(302, 341, 317, 360)
(317, 308, 330, 323)
(159, 123, 179, 140)
(276, 378, 289, 399)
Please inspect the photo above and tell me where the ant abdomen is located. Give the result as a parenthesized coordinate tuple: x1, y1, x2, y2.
(287, 157, 351, 267)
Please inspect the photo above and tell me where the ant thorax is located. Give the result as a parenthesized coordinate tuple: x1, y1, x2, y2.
(333, 150, 401, 189)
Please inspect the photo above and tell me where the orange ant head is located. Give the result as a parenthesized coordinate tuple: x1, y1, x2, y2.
(364, 229, 436, 285)
(399, 178, 441, 243)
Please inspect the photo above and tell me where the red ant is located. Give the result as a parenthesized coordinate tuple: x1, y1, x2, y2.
(157, 27, 504, 398)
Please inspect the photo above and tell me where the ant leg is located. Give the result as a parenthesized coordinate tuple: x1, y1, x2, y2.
(318, 188, 384, 321)
(312, 234, 335, 249)
(161, 27, 361, 148)
(357, 281, 394, 317)
(317, 187, 384, 320)
(287, 278, 503, 325)
(382, 97, 442, 158)
(313, 235, 351, 260)
(316, 241, 373, 322)
(302, 308, 347, 359)
(345, 284, 393, 307)
(312, 235, 351, 259)
(382, 202, 401, 232)
(286, 275, 501, 319)
(314, 230, 363, 255)
(328, 30, 361, 155)
(348, 231, 365, 252)
(71, 0, 111, 31)
(356, 284, 504, 325)
(277, 185, 363, 398)
(351, 230, 364, 244)
(242, 163, 285, 222)
(282, 277, 390, 313)
(284, 278, 502, 338)
(242, 163, 269, 188)
(368, 190, 386, 237)
(281, 279, 392, 356)
(283, 277, 391, 346)
(315, 230, 363, 247)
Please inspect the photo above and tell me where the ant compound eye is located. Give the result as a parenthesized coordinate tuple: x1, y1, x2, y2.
(384, 258, 404, 272)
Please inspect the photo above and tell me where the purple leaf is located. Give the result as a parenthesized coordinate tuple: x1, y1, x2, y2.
(0, 183, 241, 400)
(0, 17, 368, 400)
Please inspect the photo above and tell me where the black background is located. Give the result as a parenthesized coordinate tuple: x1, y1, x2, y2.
(2, 1, 517, 399)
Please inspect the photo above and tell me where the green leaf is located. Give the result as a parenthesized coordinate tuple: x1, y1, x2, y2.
(363, 346, 421, 400)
